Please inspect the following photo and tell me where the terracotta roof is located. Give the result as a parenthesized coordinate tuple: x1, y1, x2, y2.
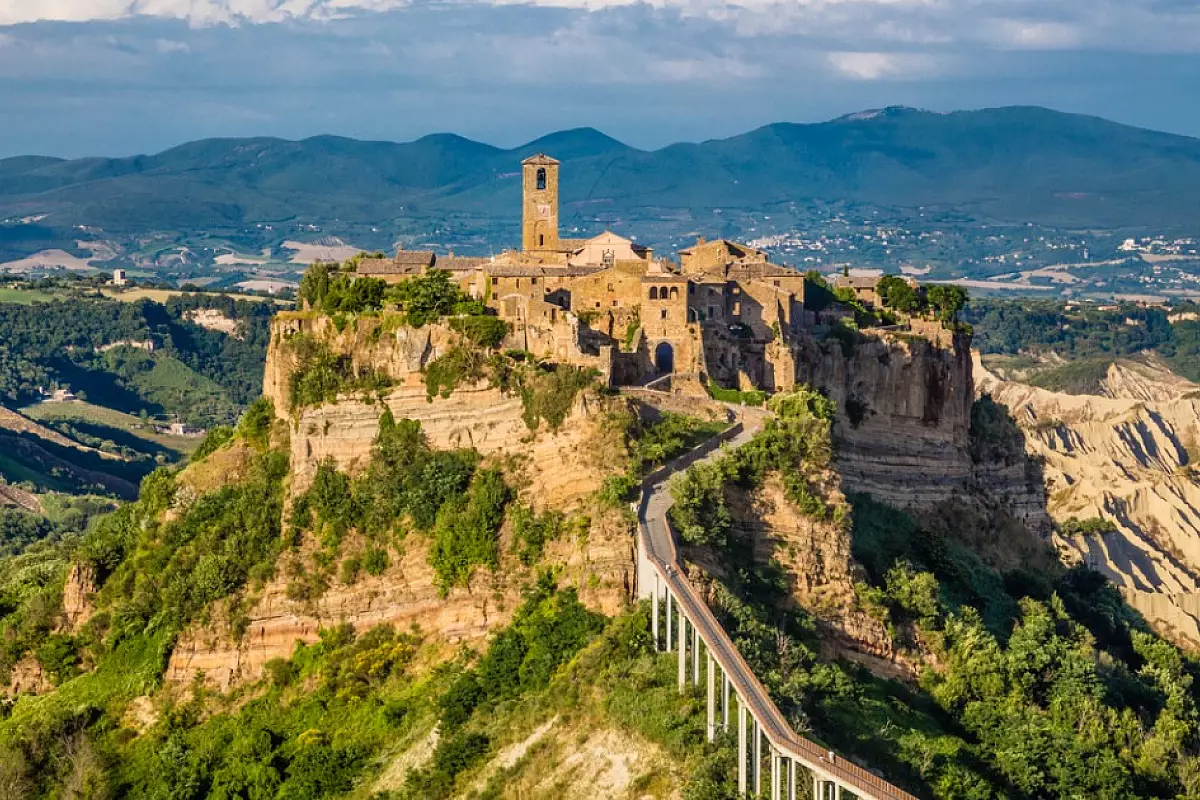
(834, 276, 883, 290)
(357, 261, 426, 276)
(487, 265, 605, 278)
(678, 239, 767, 259)
(522, 153, 560, 166)
(394, 250, 436, 267)
(438, 256, 489, 272)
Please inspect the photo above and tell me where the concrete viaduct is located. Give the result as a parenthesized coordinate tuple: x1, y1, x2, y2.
(633, 410, 920, 800)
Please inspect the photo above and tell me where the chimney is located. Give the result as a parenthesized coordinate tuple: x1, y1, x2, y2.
(697, 236, 706, 246)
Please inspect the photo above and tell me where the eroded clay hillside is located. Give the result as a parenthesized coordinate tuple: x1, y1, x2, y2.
(977, 353, 1200, 645)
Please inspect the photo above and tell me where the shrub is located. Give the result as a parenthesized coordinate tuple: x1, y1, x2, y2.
(705, 380, 766, 407)
(429, 468, 512, 592)
(237, 397, 275, 448)
(1058, 517, 1118, 536)
(193, 426, 235, 461)
(339, 557, 362, 585)
(511, 505, 564, 565)
(451, 315, 510, 349)
(424, 345, 487, 400)
(362, 547, 389, 575)
(519, 364, 598, 430)
(388, 269, 469, 327)
(35, 633, 79, 684)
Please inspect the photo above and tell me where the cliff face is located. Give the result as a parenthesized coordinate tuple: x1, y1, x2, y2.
(795, 324, 975, 509)
(168, 507, 634, 689)
(168, 314, 637, 688)
(976, 355, 1200, 647)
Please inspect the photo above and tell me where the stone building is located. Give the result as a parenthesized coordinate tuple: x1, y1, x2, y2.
(355, 152, 879, 394)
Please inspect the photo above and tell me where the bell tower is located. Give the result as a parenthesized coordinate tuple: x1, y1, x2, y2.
(522, 153, 560, 252)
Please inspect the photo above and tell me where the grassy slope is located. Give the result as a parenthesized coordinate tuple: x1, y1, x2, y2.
(22, 400, 198, 455)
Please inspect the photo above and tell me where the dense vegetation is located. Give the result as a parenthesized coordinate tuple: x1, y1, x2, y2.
(967, 297, 1200, 384)
(0, 292, 273, 424)
(667, 385, 1200, 799)
(290, 409, 517, 593)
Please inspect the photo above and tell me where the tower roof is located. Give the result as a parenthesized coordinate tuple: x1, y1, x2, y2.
(522, 153, 560, 166)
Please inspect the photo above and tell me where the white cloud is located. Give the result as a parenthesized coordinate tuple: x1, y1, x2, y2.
(826, 50, 934, 80)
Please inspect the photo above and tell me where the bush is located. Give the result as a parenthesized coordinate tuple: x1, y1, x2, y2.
(429, 469, 512, 592)
(362, 547, 389, 575)
(339, 557, 361, 585)
(1058, 517, 1117, 536)
(451, 315, 510, 349)
(511, 505, 564, 566)
(388, 269, 470, 327)
(519, 364, 598, 430)
(424, 345, 487, 400)
(35, 633, 80, 684)
(237, 397, 275, 448)
(192, 426, 235, 461)
(705, 380, 766, 407)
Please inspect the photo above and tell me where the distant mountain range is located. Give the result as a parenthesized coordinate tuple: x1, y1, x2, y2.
(3, 106, 1200, 249)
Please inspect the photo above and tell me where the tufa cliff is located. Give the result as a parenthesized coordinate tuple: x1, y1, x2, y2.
(168, 314, 640, 688)
(797, 321, 975, 509)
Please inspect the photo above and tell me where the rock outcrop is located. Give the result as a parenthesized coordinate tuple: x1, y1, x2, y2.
(167, 313, 638, 688)
(61, 562, 97, 633)
(797, 324, 974, 509)
(976, 354, 1200, 647)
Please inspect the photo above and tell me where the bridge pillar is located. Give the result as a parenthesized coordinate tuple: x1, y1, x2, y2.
(787, 757, 796, 800)
(770, 749, 781, 800)
(651, 578, 660, 650)
(677, 611, 687, 692)
(753, 718, 762, 798)
(722, 673, 730, 729)
(692, 622, 700, 685)
(665, 591, 672, 652)
(706, 651, 716, 742)
(737, 702, 748, 796)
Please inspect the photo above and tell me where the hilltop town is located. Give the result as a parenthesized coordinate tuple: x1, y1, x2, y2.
(349, 153, 966, 397)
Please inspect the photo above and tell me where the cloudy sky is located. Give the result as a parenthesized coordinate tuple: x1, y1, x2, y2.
(1, 0, 1199, 157)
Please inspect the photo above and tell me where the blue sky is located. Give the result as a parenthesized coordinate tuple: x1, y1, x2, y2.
(1, 0, 1199, 157)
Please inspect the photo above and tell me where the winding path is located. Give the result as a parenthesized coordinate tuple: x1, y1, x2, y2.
(634, 402, 919, 800)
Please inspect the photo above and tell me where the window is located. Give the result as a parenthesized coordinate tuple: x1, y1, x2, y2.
(660, 309, 668, 320)
(669, 286, 679, 300)
(733, 302, 741, 316)
(531, 277, 538, 285)
(536, 168, 547, 190)
(649, 287, 659, 300)
(539, 234, 544, 247)
(607, 283, 614, 292)
(595, 301, 601, 308)
(773, 280, 780, 287)
(612, 300, 618, 307)
(492, 292, 498, 300)
(516, 279, 521, 288)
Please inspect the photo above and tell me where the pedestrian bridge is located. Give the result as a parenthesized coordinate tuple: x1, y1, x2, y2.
(634, 414, 919, 800)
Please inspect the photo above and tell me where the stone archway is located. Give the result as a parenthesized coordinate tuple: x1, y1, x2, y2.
(654, 341, 675, 374)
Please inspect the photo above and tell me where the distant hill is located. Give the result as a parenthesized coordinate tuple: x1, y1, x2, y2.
(3, 106, 1200, 239)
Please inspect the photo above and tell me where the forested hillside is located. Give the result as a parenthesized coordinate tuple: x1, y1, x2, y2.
(4, 106, 1200, 261)
(966, 297, 1200, 391)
